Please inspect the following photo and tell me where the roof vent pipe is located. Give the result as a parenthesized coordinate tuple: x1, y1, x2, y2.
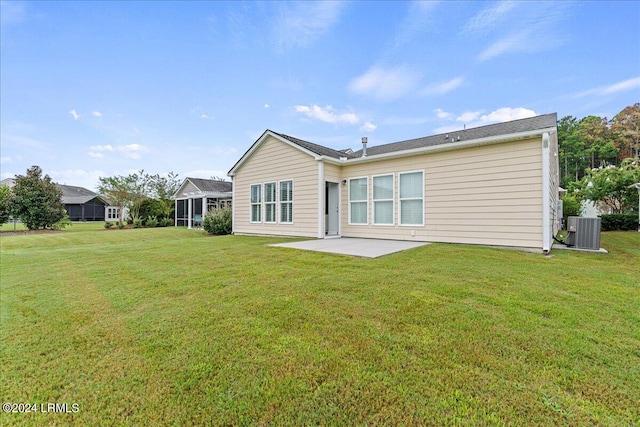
(362, 137, 368, 157)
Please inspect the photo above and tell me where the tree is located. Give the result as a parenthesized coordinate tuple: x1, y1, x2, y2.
(10, 166, 67, 230)
(0, 184, 13, 226)
(97, 170, 148, 223)
(558, 115, 586, 186)
(609, 103, 640, 161)
(577, 115, 611, 169)
(147, 172, 180, 219)
(572, 159, 640, 214)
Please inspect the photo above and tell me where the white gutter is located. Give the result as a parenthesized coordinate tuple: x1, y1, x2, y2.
(542, 132, 551, 252)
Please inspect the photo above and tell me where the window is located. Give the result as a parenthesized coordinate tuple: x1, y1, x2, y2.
(250, 184, 261, 222)
(399, 171, 424, 225)
(373, 174, 394, 225)
(349, 177, 368, 224)
(279, 180, 293, 223)
(107, 207, 119, 221)
(264, 182, 276, 223)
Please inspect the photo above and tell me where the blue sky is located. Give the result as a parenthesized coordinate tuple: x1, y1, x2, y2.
(1, 1, 639, 191)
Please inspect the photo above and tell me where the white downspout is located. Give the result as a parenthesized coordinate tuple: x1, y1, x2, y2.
(231, 176, 235, 234)
(318, 160, 324, 238)
(542, 132, 551, 252)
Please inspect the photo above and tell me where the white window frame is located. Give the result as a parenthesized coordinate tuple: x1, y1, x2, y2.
(398, 170, 425, 226)
(372, 173, 394, 226)
(106, 207, 119, 221)
(348, 176, 369, 225)
(279, 180, 293, 224)
(264, 182, 277, 223)
(250, 184, 262, 223)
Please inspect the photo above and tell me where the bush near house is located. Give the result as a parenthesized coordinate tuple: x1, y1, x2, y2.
(600, 213, 639, 231)
(203, 206, 232, 235)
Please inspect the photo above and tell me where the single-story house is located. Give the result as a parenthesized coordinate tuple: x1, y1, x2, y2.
(173, 177, 232, 228)
(228, 113, 560, 252)
(57, 184, 111, 221)
(1, 178, 118, 222)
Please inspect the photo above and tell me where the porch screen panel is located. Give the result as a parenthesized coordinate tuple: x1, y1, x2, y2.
(279, 180, 293, 223)
(399, 171, 424, 225)
(373, 175, 393, 225)
(349, 177, 368, 224)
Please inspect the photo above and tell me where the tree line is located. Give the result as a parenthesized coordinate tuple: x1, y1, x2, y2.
(559, 103, 639, 187)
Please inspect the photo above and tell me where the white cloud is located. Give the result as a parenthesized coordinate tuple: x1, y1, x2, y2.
(92, 111, 102, 118)
(573, 76, 640, 98)
(264, 104, 270, 109)
(69, 109, 79, 120)
(360, 121, 377, 132)
(433, 108, 452, 120)
(294, 104, 360, 126)
(88, 144, 147, 160)
(469, 2, 570, 62)
(421, 77, 464, 95)
(200, 114, 209, 119)
(456, 111, 481, 122)
(478, 107, 536, 123)
(49, 169, 106, 191)
(348, 65, 422, 101)
(435, 107, 537, 134)
(391, 1, 439, 49)
(273, 1, 344, 51)
(462, 1, 517, 34)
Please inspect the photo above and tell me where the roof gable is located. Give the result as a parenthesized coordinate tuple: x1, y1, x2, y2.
(173, 177, 232, 198)
(56, 184, 108, 205)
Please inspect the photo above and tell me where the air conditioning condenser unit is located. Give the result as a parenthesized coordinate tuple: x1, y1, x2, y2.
(566, 216, 601, 250)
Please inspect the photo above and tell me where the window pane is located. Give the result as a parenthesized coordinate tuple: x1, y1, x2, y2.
(350, 201, 367, 224)
(400, 172, 422, 198)
(401, 200, 422, 225)
(251, 204, 261, 222)
(280, 181, 292, 202)
(374, 201, 393, 224)
(280, 202, 292, 222)
(373, 175, 393, 199)
(265, 204, 276, 222)
(251, 185, 261, 203)
(265, 183, 276, 203)
(349, 178, 367, 201)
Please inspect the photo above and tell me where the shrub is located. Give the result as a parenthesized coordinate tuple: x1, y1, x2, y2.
(10, 165, 66, 230)
(51, 215, 72, 230)
(138, 198, 166, 223)
(203, 207, 232, 235)
(600, 213, 639, 231)
(133, 218, 143, 228)
(561, 195, 580, 224)
(146, 216, 159, 228)
(104, 222, 114, 229)
(117, 221, 126, 229)
(160, 217, 173, 227)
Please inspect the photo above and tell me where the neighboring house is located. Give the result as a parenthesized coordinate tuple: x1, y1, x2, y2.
(1, 178, 121, 222)
(173, 178, 232, 228)
(228, 113, 560, 252)
(57, 184, 110, 221)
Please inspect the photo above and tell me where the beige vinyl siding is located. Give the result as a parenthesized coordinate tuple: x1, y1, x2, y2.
(340, 138, 544, 248)
(233, 136, 319, 237)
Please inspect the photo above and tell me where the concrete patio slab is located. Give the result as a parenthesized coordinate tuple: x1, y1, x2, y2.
(270, 237, 431, 258)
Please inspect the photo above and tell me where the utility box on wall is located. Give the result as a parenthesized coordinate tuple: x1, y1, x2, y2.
(566, 216, 601, 250)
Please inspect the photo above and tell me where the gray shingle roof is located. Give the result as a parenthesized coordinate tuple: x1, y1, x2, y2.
(271, 131, 358, 159)
(56, 184, 105, 205)
(352, 113, 558, 157)
(187, 178, 232, 193)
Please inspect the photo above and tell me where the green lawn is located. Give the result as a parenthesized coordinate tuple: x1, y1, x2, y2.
(1, 227, 638, 426)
